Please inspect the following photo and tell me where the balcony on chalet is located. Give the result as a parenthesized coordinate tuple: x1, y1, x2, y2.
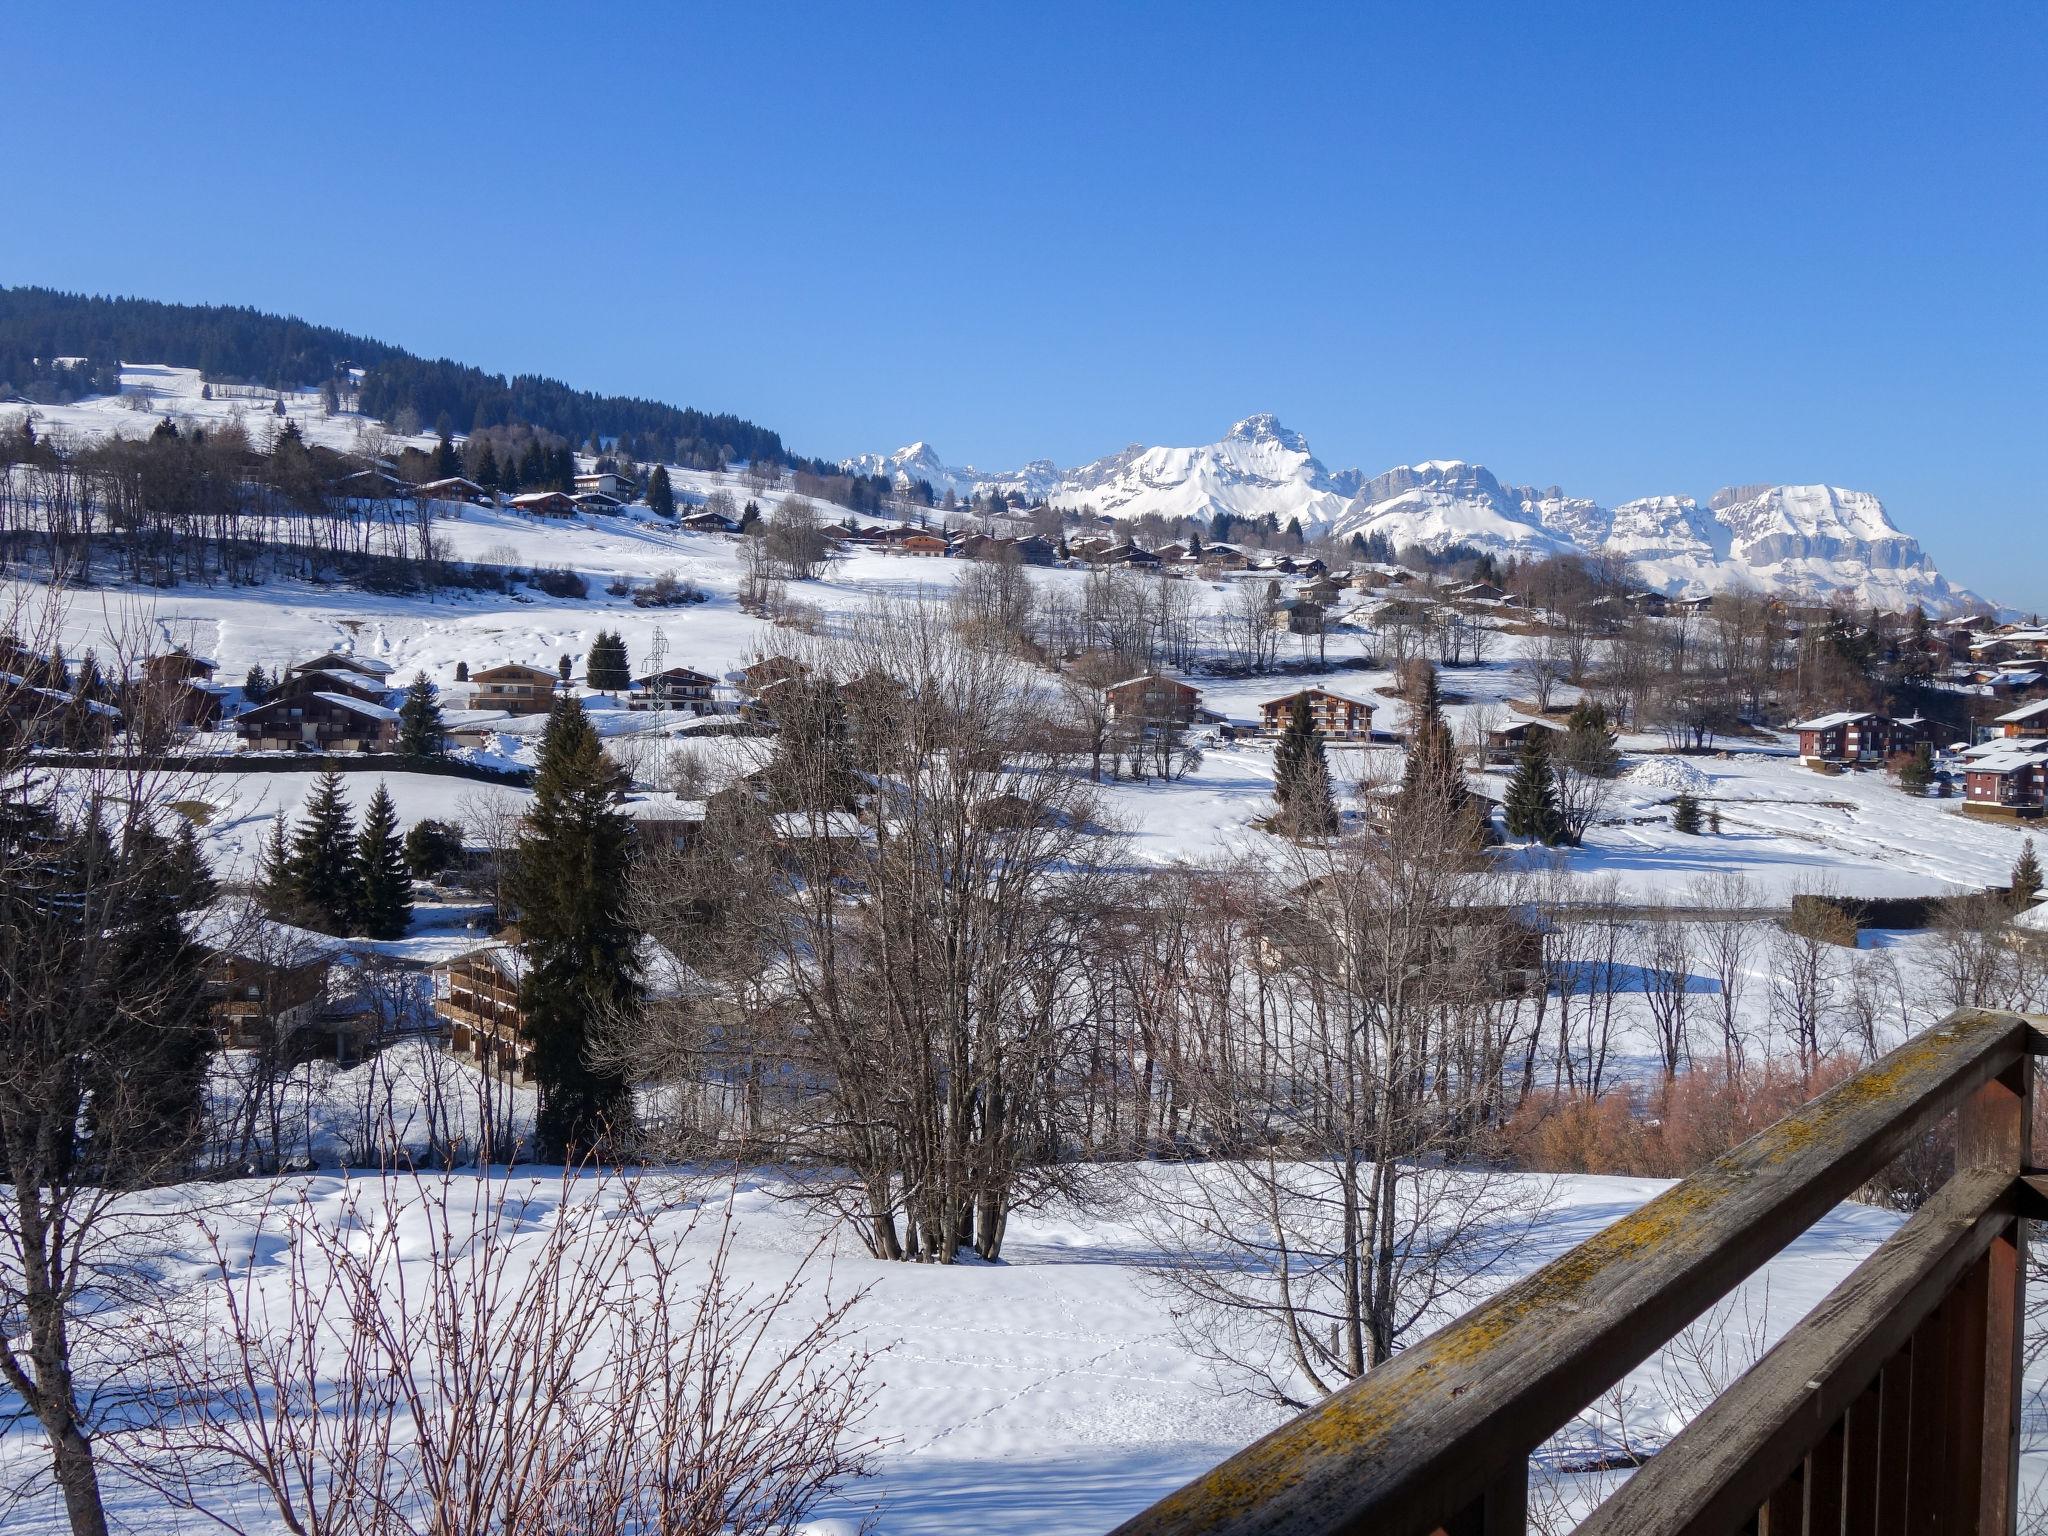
(1111, 1008, 2046, 1536)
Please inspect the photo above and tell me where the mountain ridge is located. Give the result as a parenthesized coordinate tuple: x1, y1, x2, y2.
(844, 417, 1984, 614)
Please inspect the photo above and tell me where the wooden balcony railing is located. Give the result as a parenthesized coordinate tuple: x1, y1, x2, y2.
(1110, 1008, 2041, 1536)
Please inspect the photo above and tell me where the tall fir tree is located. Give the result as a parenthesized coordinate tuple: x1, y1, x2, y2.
(1503, 726, 1563, 845)
(397, 670, 445, 757)
(1397, 663, 1471, 835)
(259, 812, 295, 916)
(586, 631, 631, 694)
(287, 770, 359, 933)
(510, 698, 640, 1158)
(1671, 791, 1704, 835)
(352, 783, 414, 940)
(1272, 693, 1336, 837)
(2013, 838, 2042, 911)
(647, 464, 675, 517)
(243, 664, 271, 705)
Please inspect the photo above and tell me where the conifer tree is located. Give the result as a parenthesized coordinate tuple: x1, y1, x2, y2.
(2013, 838, 2042, 911)
(475, 443, 499, 491)
(1398, 663, 1470, 834)
(259, 812, 294, 916)
(647, 464, 675, 517)
(432, 429, 460, 479)
(1671, 791, 1704, 836)
(397, 670, 444, 757)
(1558, 697, 1620, 778)
(587, 632, 631, 694)
(510, 699, 640, 1157)
(352, 783, 413, 940)
(1503, 726, 1563, 844)
(455, 660, 469, 683)
(1273, 693, 1336, 837)
(287, 771, 359, 933)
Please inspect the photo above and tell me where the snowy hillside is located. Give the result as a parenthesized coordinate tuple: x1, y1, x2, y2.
(847, 421, 1983, 613)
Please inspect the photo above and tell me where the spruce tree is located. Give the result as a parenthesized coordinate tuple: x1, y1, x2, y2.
(510, 699, 640, 1158)
(398, 670, 445, 757)
(259, 812, 295, 916)
(1558, 697, 1620, 778)
(243, 664, 271, 705)
(353, 783, 414, 940)
(1898, 741, 1934, 796)
(1503, 726, 1563, 844)
(2013, 838, 2043, 911)
(647, 464, 675, 517)
(475, 443, 500, 491)
(1273, 693, 1335, 837)
(405, 818, 463, 879)
(287, 771, 359, 933)
(587, 631, 630, 694)
(1398, 663, 1470, 834)
(1671, 791, 1704, 836)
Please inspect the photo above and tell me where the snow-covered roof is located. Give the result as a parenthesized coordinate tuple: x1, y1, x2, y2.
(1964, 747, 2048, 774)
(312, 692, 399, 721)
(1996, 699, 2048, 724)
(184, 899, 349, 964)
(1790, 710, 1879, 732)
(620, 793, 707, 822)
(1265, 686, 1376, 710)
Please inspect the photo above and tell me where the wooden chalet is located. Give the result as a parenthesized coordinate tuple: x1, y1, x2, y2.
(1196, 542, 1249, 570)
(1994, 699, 2048, 740)
(0, 671, 122, 747)
(738, 655, 807, 694)
(412, 476, 489, 503)
(236, 691, 399, 751)
(1962, 745, 2048, 818)
(574, 470, 641, 500)
(468, 663, 558, 715)
(1791, 710, 1895, 767)
(628, 665, 720, 713)
(1260, 687, 1376, 740)
(509, 490, 577, 517)
(682, 509, 739, 534)
(1485, 715, 1567, 764)
(1104, 673, 1202, 728)
(135, 651, 224, 730)
(436, 943, 532, 1080)
(572, 491, 627, 514)
(888, 529, 948, 557)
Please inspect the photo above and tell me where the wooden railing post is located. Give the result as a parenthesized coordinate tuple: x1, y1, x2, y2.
(1958, 1054, 2031, 1536)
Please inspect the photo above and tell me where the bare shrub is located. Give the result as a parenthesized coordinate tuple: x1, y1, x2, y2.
(132, 1167, 877, 1535)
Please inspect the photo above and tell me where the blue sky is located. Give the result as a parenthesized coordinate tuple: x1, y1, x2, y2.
(4, 3, 2043, 599)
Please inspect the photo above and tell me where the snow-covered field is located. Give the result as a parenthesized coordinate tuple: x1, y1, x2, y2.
(8, 471, 2035, 900)
(0, 1161, 1937, 1535)
(6, 364, 2044, 1531)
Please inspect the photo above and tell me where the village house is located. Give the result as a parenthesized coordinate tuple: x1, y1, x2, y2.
(1994, 699, 2048, 740)
(573, 470, 641, 501)
(682, 508, 739, 534)
(1449, 580, 1511, 604)
(572, 491, 627, 515)
(738, 655, 807, 694)
(509, 490, 577, 517)
(1260, 687, 1376, 740)
(1104, 673, 1203, 728)
(136, 650, 225, 730)
(0, 671, 123, 748)
(1197, 542, 1249, 570)
(1791, 710, 1896, 767)
(621, 793, 707, 852)
(468, 663, 559, 715)
(186, 904, 380, 1062)
(628, 665, 721, 713)
(236, 690, 399, 751)
(1485, 715, 1568, 764)
(436, 943, 530, 1079)
(435, 936, 706, 1081)
(1963, 746, 2048, 818)
(411, 476, 489, 503)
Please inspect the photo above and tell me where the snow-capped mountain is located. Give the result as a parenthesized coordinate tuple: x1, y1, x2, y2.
(846, 419, 1980, 612)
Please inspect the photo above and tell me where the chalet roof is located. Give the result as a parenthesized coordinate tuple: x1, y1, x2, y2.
(412, 476, 486, 497)
(184, 899, 349, 965)
(620, 793, 708, 823)
(1790, 710, 1880, 732)
(1494, 714, 1568, 736)
(470, 663, 558, 681)
(1263, 686, 1376, 711)
(631, 666, 718, 687)
(1997, 699, 2048, 724)
(770, 810, 871, 842)
(311, 692, 399, 721)
(1966, 747, 2048, 775)
(1107, 673, 1198, 694)
(291, 652, 393, 678)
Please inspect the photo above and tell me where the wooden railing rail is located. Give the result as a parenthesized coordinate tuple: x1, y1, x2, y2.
(1108, 1008, 2042, 1536)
